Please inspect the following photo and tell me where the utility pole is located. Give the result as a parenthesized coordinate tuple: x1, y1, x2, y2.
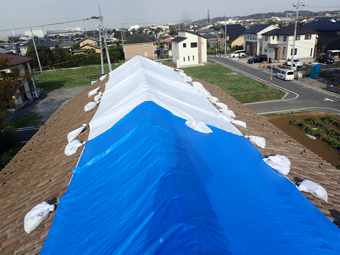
(98, 6, 112, 72)
(291, 0, 305, 71)
(224, 14, 227, 56)
(30, 28, 43, 74)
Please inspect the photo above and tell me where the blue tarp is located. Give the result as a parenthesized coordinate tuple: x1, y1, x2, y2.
(42, 102, 340, 254)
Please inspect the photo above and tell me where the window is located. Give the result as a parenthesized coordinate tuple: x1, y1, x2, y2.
(264, 49, 267, 53)
(265, 36, 268, 41)
(291, 48, 297, 55)
(295, 35, 300, 40)
(183, 57, 185, 61)
(193, 55, 194, 61)
(272, 36, 275, 40)
(310, 48, 313, 56)
(183, 43, 186, 48)
(188, 56, 190, 61)
(277, 36, 279, 41)
(283, 36, 287, 42)
(191, 42, 197, 48)
(305, 35, 311, 40)
(144, 44, 147, 48)
(144, 52, 148, 57)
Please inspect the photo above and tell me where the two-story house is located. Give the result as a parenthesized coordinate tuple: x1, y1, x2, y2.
(72, 37, 101, 55)
(262, 25, 317, 61)
(20, 39, 57, 56)
(219, 24, 246, 51)
(172, 30, 207, 68)
(0, 53, 38, 110)
(123, 33, 157, 61)
(243, 24, 277, 56)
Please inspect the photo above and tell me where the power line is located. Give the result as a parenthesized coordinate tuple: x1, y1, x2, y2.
(0, 17, 98, 33)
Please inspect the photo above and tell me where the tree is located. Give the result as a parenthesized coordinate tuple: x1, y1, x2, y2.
(0, 58, 31, 115)
(26, 45, 54, 68)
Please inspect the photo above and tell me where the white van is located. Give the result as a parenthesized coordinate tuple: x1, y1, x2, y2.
(277, 69, 294, 81)
(230, 50, 245, 58)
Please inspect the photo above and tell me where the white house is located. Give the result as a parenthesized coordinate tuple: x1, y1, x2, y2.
(261, 25, 317, 61)
(172, 31, 207, 68)
(243, 24, 277, 56)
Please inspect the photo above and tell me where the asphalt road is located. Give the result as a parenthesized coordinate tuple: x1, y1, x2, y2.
(208, 56, 340, 115)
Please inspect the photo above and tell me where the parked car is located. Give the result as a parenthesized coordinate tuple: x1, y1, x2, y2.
(258, 54, 268, 62)
(230, 50, 245, 58)
(285, 59, 303, 67)
(317, 55, 334, 64)
(247, 56, 262, 64)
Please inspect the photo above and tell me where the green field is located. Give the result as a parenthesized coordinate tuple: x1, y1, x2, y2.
(34, 63, 122, 91)
(183, 64, 285, 103)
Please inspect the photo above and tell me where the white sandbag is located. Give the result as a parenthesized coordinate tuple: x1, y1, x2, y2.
(231, 120, 246, 129)
(65, 140, 85, 156)
(67, 124, 87, 143)
(192, 82, 204, 89)
(207, 96, 219, 104)
(219, 108, 235, 118)
(24, 202, 55, 234)
(94, 92, 103, 102)
(182, 75, 192, 83)
(198, 88, 211, 96)
(298, 180, 328, 202)
(84, 101, 99, 112)
(245, 135, 266, 149)
(216, 102, 228, 110)
(263, 155, 291, 175)
(175, 68, 184, 73)
(216, 112, 232, 122)
(91, 81, 97, 85)
(99, 74, 107, 81)
(88, 87, 100, 97)
(185, 119, 212, 133)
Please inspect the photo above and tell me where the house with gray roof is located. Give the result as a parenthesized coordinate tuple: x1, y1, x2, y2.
(219, 24, 246, 51)
(123, 33, 157, 60)
(262, 25, 318, 61)
(243, 24, 277, 56)
(19, 39, 57, 56)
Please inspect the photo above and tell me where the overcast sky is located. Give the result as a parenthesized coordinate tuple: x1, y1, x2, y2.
(1, 0, 339, 36)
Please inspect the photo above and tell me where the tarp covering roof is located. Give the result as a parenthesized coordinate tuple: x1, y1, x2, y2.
(41, 56, 340, 254)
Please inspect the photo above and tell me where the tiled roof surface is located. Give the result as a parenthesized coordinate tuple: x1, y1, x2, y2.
(0, 53, 33, 66)
(124, 34, 156, 45)
(262, 25, 318, 36)
(243, 24, 271, 34)
(1, 68, 339, 254)
(0, 76, 108, 254)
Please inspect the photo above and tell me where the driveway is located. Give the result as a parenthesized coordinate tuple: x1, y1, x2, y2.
(209, 56, 340, 115)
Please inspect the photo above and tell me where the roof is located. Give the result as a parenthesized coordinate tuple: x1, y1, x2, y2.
(77, 37, 99, 44)
(262, 25, 318, 36)
(1, 58, 340, 253)
(0, 53, 33, 66)
(202, 33, 218, 39)
(124, 33, 156, 45)
(58, 41, 76, 47)
(172, 36, 186, 43)
(0, 48, 11, 54)
(220, 24, 246, 42)
(243, 24, 271, 34)
(303, 19, 340, 31)
(20, 39, 57, 48)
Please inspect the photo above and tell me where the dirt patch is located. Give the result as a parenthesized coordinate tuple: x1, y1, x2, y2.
(264, 111, 340, 168)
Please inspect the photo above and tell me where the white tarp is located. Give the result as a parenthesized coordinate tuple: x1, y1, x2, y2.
(88, 56, 242, 140)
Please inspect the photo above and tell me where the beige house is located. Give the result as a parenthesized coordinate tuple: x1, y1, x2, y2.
(219, 24, 246, 51)
(73, 38, 101, 55)
(0, 53, 38, 110)
(123, 34, 157, 60)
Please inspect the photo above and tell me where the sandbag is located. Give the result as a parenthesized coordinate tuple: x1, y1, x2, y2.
(24, 202, 55, 234)
(216, 112, 232, 122)
(245, 135, 266, 149)
(219, 108, 235, 118)
(192, 82, 204, 88)
(67, 124, 87, 143)
(94, 92, 103, 102)
(84, 102, 98, 112)
(198, 88, 211, 96)
(263, 155, 291, 175)
(65, 140, 85, 156)
(99, 74, 107, 81)
(185, 119, 212, 133)
(207, 96, 219, 104)
(88, 87, 100, 97)
(216, 102, 228, 110)
(231, 120, 246, 129)
(298, 180, 328, 202)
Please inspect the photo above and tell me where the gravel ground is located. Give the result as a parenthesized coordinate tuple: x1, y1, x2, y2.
(5, 86, 89, 126)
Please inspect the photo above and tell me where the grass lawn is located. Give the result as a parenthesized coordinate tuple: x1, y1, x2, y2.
(183, 63, 285, 103)
(34, 63, 122, 91)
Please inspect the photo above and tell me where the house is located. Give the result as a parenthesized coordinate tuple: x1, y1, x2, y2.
(202, 33, 219, 48)
(262, 25, 317, 61)
(0, 53, 38, 110)
(219, 24, 246, 51)
(19, 39, 57, 56)
(172, 30, 207, 68)
(72, 37, 101, 55)
(303, 18, 340, 56)
(58, 40, 77, 49)
(123, 33, 157, 60)
(243, 24, 277, 56)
